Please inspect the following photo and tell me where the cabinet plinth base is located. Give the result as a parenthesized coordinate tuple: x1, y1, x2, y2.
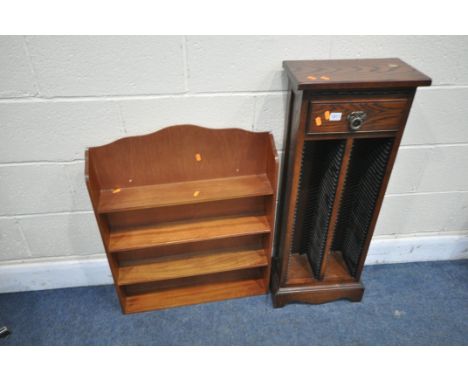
(270, 252, 364, 308)
(272, 282, 364, 308)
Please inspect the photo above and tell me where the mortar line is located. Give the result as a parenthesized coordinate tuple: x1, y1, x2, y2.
(251, 94, 258, 131)
(0, 253, 107, 267)
(21, 36, 41, 97)
(373, 230, 468, 240)
(0, 210, 93, 220)
(0, 90, 289, 103)
(385, 190, 468, 197)
(400, 142, 468, 149)
(15, 218, 33, 259)
(116, 101, 127, 135)
(182, 35, 189, 93)
(0, 159, 85, 167)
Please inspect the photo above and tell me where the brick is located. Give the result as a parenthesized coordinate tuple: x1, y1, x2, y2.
(253, 93, 288, 150)
(118, 95, 255, 135)
(26, 36, 186, 97)
(388, 145, 468, 194)
(18, 212, 103, 258)
(0, 164, 74, 215)
(329, 35, 468, 86)
(187, 36, 331, 92)
(0, 100, 122, 162)
(0, 36, 37, 98)
(403, 87, 468, 145)
(375, 192, 468, 236)
(0, 219, 30, 261)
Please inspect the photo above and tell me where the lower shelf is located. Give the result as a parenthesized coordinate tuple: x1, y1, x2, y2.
(286, 250, 355, 286)
(117, 249, 268, 285)
(122, 277, 267, 313)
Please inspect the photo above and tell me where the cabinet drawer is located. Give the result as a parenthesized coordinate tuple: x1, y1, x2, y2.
(307, 99, 409, 134)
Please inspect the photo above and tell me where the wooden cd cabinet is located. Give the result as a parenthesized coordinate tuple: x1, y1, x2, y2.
(86, 125, 278, 314)
(271, 59, 431, 307)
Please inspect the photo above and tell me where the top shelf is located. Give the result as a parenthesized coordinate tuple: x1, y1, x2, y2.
(98, 174, 274, 214)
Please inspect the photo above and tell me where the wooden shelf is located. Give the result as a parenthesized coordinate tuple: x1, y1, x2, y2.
(98, 174, 273, 213)
(286, 251, 355, 286)
(124, 278, 266, 313)
(109, 215, 271, 253)
(86, 125, 278, 313)
(118, 249, 268, 285)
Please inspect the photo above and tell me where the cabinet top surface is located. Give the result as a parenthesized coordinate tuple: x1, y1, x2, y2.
(283, 58, 431, 90)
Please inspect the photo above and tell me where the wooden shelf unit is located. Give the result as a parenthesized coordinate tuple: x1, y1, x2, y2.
(86, 125, 278, 314)
(272, 59, 431, 307)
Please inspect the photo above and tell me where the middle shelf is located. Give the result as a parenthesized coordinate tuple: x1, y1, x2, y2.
(108, 215, 271, 253)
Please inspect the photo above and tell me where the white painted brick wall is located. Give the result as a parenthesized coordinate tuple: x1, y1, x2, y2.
(1, 35, 467, 266)
(388, 145, 468, 194)
(375, 192, 468, 236)
(0, 37, 37, 98)
(0, 101, 123, 162)
(25, 36, 187, 97)
(17, 212, 103, 258)
(253, 93, 288, 150)
(329, 36, 468, 86)
(0, 164, 74, 215)
(0, 219, 30, 261)
(118, 95, 256, 134)
(186, 36, 331, 92)
(403, 88, 468, 145)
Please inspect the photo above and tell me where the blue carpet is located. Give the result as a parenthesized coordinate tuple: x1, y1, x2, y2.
(0, 260, 467, 345)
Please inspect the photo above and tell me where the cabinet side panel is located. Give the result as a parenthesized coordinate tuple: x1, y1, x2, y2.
(275, 90, 309, 286)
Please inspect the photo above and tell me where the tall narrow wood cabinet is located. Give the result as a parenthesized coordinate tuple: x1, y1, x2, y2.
(86, 125, 278, 314)
(271, 59, 431, 307)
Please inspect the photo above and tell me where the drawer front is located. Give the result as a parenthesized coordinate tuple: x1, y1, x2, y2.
(307, 99, 409, 134)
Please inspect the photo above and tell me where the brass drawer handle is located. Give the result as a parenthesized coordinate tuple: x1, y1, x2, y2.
(348, 111, 367, 131)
